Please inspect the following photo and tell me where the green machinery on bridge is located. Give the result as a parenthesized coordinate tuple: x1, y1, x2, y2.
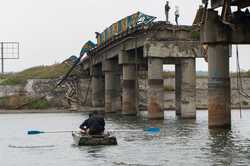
(96, 11, 156, 47)
(79, 11, 156, 56)
(58, 12, 156, 86)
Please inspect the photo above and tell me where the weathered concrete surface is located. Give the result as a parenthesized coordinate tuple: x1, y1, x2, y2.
(103, 59, 122, 113)
(82, 23, 200, 69)
(208, 44, 231, 128)
(180, 58, 196, 118)
(201, 9, 250, 44)
(122, 64, 137, 115)
(138, 77, 250, 110)
(175, 64, 181, 115)
(0, 76, 250, 110)
(147, 58, 164, 119)
(144, 41, 199, 58)
(91, 66, 104, 107)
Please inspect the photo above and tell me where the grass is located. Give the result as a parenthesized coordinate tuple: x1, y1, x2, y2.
(0, 63, 73, 85)
(0, 95, 49, 109)
(28, 98, 49, 109)
(164, 85, 175, 91)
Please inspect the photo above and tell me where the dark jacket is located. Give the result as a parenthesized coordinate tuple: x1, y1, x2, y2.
(80, 119, 89, 130)
(80, 115, 105, 132)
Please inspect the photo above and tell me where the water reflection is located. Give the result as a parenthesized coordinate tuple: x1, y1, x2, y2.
(85, 146, 106, 159)
(208, 129, 234, 165)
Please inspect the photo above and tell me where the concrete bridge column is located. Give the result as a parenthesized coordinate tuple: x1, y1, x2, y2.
(175, 64, 181, 116)
(119, 50, 137, 115)
(91, 65, 104, 107)
(147, 57, 164, 119)
(103, 59, 121, 113)
(208, 44, 231, 128)
(122, 64, 137, 115)
(113, 64, 122, 113)
(179, 58, 196, 118)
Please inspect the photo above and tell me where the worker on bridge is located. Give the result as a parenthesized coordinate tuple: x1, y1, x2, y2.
(165, 1, 171, 23)
(175, 6, 180, 25)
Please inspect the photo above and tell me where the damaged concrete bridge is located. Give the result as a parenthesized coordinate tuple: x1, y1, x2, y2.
(61, 2, 250, 129)
(81, 21, 201, 120)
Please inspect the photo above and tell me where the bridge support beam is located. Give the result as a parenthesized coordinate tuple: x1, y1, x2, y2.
(208, 44, 231, 128)
(147, 58, 164, 119)
(103, 59, 122, 113)
(179, 58, 196, 118)
(91, 65, 104, 107)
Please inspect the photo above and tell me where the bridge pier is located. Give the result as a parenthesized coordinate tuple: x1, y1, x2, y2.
(201, 10, 231, 128)
(91, 65, 105, 107)
(179, 58, 196, 118)
(103, 59, 122, 113)
(175, 64, 181, 116)
(147, 57, 164, 119)
(208, 44, 231, 128)
(122, 64, 137, 115)
(119, 50, 137, 115)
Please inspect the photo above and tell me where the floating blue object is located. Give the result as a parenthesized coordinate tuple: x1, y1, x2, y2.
(27, 130, 45, 135)
(144, 127, 160, 133)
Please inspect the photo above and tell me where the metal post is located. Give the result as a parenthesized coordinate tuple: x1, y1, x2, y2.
(1, 42, 3, 73)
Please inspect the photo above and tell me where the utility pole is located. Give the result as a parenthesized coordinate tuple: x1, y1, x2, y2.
(1, 42, 3, 73)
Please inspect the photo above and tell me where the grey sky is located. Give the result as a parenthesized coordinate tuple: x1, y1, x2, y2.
(0, 0, 249, 72)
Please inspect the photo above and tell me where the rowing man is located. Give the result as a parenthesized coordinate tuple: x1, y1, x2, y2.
(79, 111, 105, 135)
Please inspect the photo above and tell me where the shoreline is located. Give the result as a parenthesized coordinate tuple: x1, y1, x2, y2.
(0, 107, 249, 114)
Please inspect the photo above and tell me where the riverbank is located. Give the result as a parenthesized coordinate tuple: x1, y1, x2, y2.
(0, 107, 104, 114)
(0, 107, 249, 114)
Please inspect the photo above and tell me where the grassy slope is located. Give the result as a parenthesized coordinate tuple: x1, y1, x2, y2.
(0, 63, 72, 85)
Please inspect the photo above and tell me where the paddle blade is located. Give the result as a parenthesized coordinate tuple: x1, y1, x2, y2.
(27, 130, 45, 135)
(144, 127, 160, 133)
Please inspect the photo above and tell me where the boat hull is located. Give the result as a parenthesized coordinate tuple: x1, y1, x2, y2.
(72, 132, 117, 146)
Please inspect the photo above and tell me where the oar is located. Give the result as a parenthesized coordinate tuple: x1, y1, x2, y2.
(27, 130, 74, 135)
(27, 127, 160, 135)
(109, 127, 161, 133)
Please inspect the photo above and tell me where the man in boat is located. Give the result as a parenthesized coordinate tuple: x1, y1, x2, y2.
(79, 112, 105, 135)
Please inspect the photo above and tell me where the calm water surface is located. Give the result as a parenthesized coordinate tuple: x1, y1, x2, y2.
(1, 110, 250, 166)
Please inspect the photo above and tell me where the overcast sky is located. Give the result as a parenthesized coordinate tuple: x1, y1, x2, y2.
(0, 0, 249, 72)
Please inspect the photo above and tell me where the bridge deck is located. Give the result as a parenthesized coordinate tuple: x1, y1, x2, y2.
(81, 22, 200, 70)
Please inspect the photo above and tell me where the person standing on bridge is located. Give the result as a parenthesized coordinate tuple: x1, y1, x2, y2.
(165, 1, 171, 23)
(175, 6, 180, 26)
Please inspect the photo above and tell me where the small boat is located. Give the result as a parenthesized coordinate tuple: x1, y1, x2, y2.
(72, 131, 117, 146)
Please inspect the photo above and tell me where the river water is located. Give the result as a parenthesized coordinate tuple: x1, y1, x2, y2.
(1, 110, 250, 166)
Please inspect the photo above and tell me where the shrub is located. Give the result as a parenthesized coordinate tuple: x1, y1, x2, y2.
(242, 101, 248, 106)
(27, 99, 49, 109)
(164, 85, 175, 91)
